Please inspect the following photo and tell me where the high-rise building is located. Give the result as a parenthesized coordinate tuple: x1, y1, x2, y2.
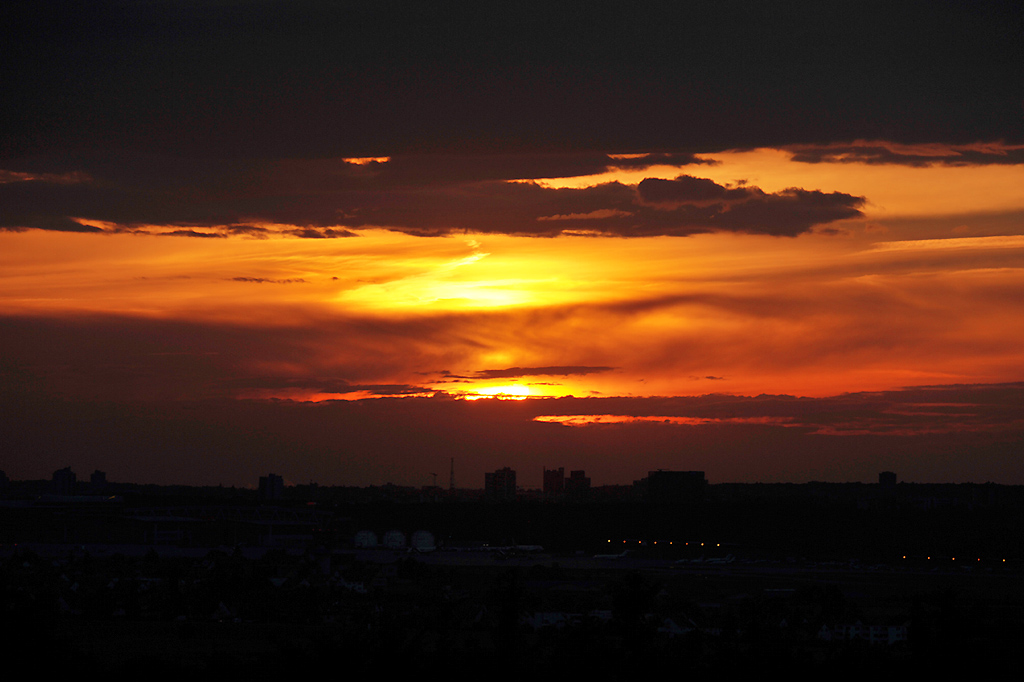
(565, 470, 591, 499)
(259, 473, 284, 500)
(485, 467, 517, 501)
(52, 467, 76, 496)
(543, 467, 565, 496)
(90, 470, 107, 492)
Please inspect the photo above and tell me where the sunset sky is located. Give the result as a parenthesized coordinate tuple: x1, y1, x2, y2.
(2, 2, 1022, 487)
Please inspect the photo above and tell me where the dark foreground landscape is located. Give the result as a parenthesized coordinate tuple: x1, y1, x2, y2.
(3, 479, 1022, 676)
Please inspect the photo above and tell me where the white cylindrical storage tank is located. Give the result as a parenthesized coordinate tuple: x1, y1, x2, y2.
(411, 530, 436, 552)
(383, 530, 407, 549)
(354, 530, 378, 548)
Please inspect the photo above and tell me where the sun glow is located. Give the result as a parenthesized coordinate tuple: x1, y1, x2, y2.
(4, 147, 1024, 407)
(465, 384, 531, 400)
(342, 156, 390, 165)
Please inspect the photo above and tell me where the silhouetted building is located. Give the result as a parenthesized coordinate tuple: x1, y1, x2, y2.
(90, 470, 107, 493)
(52, 467, 76, 496)
(259, 473, 284, 501)
(543, 467, 565, 496)
(564, 470, 591, 500)
(485, 467, 517, 500)
(645, 470, 706, 503)
(878, 470, 897, 500)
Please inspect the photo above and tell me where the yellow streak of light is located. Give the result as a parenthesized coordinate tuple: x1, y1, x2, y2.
(868, 235, 1024, 252)
(334, 244, 542, 310)
(464, 384, 531, 400)
(342, 157, 390, 165)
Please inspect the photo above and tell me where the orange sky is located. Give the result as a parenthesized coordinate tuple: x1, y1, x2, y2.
(4, 4, 1024, 487)
(2, 146, 1022, 403)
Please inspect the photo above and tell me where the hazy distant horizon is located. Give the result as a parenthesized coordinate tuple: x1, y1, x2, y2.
(4, 383, 1022, 488)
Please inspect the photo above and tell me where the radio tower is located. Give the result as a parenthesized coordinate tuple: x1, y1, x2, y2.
(449, 457, 455, 492)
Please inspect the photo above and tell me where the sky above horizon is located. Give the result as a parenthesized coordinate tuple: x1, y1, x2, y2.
(2, 2, 1022, 486)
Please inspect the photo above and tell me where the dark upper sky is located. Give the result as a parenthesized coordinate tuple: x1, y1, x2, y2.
(5, 1, 1022, 160)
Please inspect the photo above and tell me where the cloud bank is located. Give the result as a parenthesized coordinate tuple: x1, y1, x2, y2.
(0, 153, 864, 238)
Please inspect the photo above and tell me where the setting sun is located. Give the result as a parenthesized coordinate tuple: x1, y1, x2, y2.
(466, 385, 532, 400)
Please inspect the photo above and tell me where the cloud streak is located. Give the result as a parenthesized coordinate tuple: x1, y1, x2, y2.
(787, 141, 1024, 167)
(467, 366, 616, 380)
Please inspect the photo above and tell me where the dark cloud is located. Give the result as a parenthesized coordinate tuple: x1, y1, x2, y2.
(332, 177, 864, 237)
(224, 225, 272, 237)
(162, 230, 226, 238)
(0, 214, 102, 233)
(711, 188, 865, 237)
(223, 375, 431, 397)
(787, 143, 1024, 167)
(334, 180, 632, 236)
(0, 151, 709, 196)
(638, 176, 749, 204)
(230, 277, 308, 284)
(0, 156, 863, 237)
(610, 153, 718, 170)
(287, 227, 359, 239)
(362, 153, 714, 186)
(636, 177, 867, 237)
